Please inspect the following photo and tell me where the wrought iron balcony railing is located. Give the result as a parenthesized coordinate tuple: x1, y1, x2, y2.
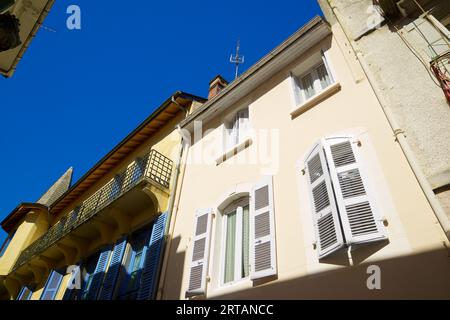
(12, 149, 173, 272)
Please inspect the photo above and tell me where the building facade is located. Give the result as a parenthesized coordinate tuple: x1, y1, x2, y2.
(0, 92, 205, 300)
(159, 16, 450, 299)
(1, 12, 450, 300)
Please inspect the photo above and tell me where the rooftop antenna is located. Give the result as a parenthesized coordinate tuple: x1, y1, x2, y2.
(230, 39, 244, 79)
(41, 25, 57, 33)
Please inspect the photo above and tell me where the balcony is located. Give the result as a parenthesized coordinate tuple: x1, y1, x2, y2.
(12, 149, 173, 272)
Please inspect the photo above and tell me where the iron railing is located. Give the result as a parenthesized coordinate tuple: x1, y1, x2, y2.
(12, 149, 173, 271)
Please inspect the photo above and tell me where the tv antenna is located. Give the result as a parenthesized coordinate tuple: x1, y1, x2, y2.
(230, 39, 244, 79)
(41, 25, 57, 33)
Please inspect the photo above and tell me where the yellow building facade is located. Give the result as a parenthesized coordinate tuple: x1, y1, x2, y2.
(0, 92, 205, 300)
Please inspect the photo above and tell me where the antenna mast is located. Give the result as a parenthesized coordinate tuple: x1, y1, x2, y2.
(230, 39, 244, 79)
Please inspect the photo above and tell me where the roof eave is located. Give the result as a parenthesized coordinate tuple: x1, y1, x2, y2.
(0, 0, 56, 78)
(47, 91, 205, 215)
(1, 203, 48, 233)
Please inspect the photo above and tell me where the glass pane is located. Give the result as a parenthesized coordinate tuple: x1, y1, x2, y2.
(316, 63, 332, 90)
(237, 108, 249, 144)
(301, 73, 315, 99)
(241, 205, 250, 278)
(18, 287, 33, 300)
(224, 211, 237, 283)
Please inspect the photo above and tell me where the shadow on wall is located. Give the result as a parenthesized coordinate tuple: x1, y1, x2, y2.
(213, 246, 450, 300)
(161, 236, 185, 300)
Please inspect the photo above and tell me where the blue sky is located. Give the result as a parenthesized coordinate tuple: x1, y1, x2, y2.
(0, 0, 321, 243)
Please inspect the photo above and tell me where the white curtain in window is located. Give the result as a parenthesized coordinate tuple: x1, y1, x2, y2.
(301, 73, 315, 99)
(241, 205, 250, 278)
(316, 63, 331, 90)
(224, 211, 237, 283)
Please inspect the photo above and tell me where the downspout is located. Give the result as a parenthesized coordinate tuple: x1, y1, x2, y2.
(156, 97, 190, 299)
(325, 1, 450, 240)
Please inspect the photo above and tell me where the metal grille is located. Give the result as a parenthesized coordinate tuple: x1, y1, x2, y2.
(147, 150, 172, 189)
(12, 149, 173, 271)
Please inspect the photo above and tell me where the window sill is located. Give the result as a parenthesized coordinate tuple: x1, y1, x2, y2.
(290, 82, 341, 118)
(215, 136, 253, 165)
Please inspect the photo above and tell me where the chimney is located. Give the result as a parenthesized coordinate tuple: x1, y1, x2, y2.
(208, 75, 228, 99)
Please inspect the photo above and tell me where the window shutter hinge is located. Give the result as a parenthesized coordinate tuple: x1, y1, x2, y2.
(301, 168, 306, 175)
(351, 139, 362, 147)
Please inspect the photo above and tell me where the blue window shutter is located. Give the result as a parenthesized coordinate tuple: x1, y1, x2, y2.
(98, 237, 127, 300)
(118, 230, 148, 298)
(137, 212, 168, 300)
(84, 246, 112, 300)
(40, 270, 64, 300)
(17, 285, 33, 300)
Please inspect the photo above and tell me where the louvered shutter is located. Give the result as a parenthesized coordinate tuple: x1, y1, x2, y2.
(323, 137, 386, 245)
(40, 269, 64, 300)
(137, 212, 168, 300)
(250, 176, 277, 280)
(17, 285, 33, 300)
(185, 208, 213, 298)
(98, 237, 127, 300)
(84, 246, 111, 300)
(305, 142, 345, 259)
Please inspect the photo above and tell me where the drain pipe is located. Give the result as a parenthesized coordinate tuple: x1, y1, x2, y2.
(157, 128, 187, 300)
(156, 98, 190, 299)
(325, 1, 450, 240)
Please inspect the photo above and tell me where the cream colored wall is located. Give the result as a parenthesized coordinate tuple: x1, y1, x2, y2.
(162, 34, 450, 299)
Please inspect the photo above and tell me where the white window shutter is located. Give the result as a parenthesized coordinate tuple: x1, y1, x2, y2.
(305, 143, 345, 259)
(323, 137, 386, 245)
(185, 208, 213, 298)
(250, 176, 277, 280)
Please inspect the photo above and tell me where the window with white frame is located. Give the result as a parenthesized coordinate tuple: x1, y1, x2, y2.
(221, 197, 250, 285)
(225, 107, 250, 150)
(291, 51, 335, 106)
(185, 177, 277, 298)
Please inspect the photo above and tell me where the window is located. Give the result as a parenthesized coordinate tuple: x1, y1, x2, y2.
(78, 252, 103, 300)
(185, 177, 277, 298)
(304, 137, 386, 259)
(295, 61, 334, 104)
(0, 230, 16, 257)
(118, 227, 150, 300)
(40, 269, 64, 300)
(225, 107, 249, 149)
(222, 197, 250, 285)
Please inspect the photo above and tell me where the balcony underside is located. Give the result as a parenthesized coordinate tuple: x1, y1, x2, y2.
(9, 178, 169, 286)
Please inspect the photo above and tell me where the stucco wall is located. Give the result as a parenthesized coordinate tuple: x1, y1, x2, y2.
(162, 34, 450, 299)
